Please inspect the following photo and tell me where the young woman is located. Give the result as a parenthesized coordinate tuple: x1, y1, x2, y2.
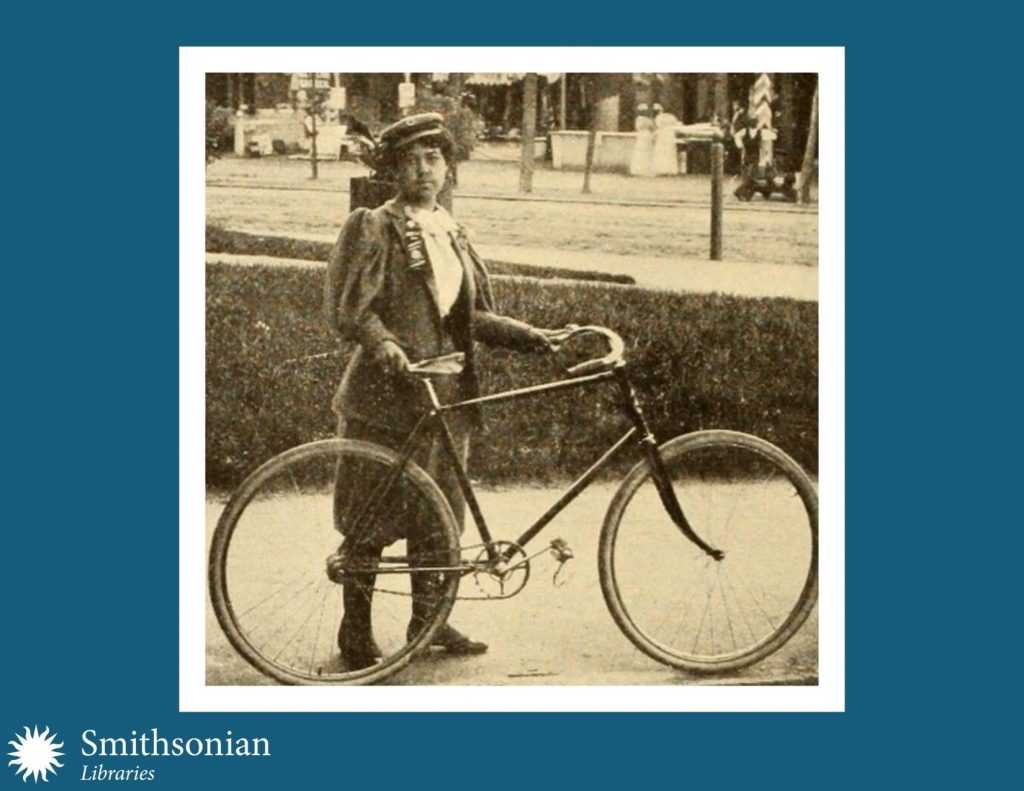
(325, 113, 559, 670)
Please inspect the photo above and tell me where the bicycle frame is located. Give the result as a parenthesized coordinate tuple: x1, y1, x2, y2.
(349, 363, 723, 567)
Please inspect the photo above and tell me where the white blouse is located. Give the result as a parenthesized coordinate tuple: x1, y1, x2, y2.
(404, 205, 465, 317)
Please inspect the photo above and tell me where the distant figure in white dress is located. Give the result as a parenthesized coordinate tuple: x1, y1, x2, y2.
(651, 103, 681, 176)
(629, 103, 655, 177)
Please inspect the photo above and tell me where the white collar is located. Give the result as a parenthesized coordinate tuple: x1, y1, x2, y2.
(403, 204, 459, 236)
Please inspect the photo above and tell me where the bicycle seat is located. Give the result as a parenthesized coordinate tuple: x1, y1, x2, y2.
(407, 352, 465, 377)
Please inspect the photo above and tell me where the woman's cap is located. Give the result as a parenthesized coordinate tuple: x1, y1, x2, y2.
(652, 102, 664, 112)
(636, 103, 649, 112)
(379, 113, 446, 150)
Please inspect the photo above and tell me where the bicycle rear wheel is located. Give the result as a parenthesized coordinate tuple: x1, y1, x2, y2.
(599, 430, 817, 674)
(208, 439, 461, 685)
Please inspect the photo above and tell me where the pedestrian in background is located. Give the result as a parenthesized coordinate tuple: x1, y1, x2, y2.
(730, 101, 761, 198)
(651, 103, 681, 176)
(629, 103, 655, 177)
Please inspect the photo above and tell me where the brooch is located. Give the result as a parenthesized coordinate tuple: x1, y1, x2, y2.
(404, 218, 427, 271)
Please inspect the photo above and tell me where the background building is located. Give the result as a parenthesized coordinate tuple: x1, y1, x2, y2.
(207, 72, 817, 171)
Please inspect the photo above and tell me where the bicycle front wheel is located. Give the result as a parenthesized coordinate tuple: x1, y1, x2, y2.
(599, 430, 818, 674)
(209, 439, 461, 685)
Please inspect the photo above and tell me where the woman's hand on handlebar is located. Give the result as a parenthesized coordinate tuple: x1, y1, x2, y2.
(539, 325, 580, 351)
(373, 339, 411, 374)
(544, 325, 626, 376)
(526, 326, 574, 353)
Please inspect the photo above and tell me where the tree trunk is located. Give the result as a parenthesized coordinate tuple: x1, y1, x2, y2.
(580, 74, 629, 193)
(714, 73, 730, 124)
(448, 72, 465, 99)
(798, 81, 819, 204)
(519, 74, 538, 193)
(559, 74, 567, 129)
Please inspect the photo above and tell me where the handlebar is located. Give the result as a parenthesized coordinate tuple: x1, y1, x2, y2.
(404, 326, 626, 380)
(546, 325, 626, 377)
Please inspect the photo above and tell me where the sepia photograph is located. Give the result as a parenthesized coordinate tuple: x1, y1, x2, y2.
(184, 49, 841, 710)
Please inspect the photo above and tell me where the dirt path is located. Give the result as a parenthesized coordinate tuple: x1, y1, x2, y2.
(204, 482, 817, 687)
(206, 158, 818, 267)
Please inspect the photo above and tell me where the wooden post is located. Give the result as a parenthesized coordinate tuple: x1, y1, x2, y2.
(308, 73, 319, 180)
(519, 73, 537, 193)
(559, 73, 567, 129)
(696, 75, 711, 122)
(502, 86, 513, 132)
(798, 81, 819, 204)
(581, 75, 598, 194)
(711, 142, 724, 260)
(714, 73, 730, 124)
(582, 130, 597, 194)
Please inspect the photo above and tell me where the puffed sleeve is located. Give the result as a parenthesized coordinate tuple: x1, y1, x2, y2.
(324, 208, 401, 353)
(465, 243, 546, 351)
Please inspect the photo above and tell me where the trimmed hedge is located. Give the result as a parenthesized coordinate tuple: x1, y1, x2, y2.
(206, 225, 636, 286)
(206, 262, 817, 489)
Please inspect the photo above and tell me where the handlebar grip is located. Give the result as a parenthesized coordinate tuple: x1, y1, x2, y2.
(558, 325, 626, 377)
(566, 359, 612, 377)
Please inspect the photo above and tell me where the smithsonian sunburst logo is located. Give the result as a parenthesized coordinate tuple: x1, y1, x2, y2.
(8, 725, 64, 782)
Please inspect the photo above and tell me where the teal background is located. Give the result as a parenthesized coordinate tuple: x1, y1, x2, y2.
(4, 3, 1016, 788)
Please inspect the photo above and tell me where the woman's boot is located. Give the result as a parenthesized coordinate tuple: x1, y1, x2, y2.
(337, 546, 382, 669)
(407, 539, 487, 656)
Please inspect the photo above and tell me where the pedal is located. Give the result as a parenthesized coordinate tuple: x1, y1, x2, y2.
(549, 538, 574, 562)
(549, 538, 574, 587)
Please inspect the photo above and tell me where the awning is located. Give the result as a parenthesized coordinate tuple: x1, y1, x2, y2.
(467, 73, 517, 86)
(465, 73, 562, 85)
(290, 73, 333, 90)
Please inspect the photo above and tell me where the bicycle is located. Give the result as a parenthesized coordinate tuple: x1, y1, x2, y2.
(208, 326, 818, 685)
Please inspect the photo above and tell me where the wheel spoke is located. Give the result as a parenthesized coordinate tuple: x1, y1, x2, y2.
(307, 585, 334, 676)
(599, 431, 817, 673)
(234, 567, 321, 620)
(651, 554, 703, 644)
(272, 579, 329, 663)
(721, 554, 780, 633)
(720, 563, 760, 646)
(241, 576, 320, 638)
(250, 578, 325, 655)
(210, 440, 462, 684)
(691, 582, 715, 655)
(716, 565, 739, 653)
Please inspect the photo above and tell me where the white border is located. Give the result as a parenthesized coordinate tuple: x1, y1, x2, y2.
(181, 46, 844, 712)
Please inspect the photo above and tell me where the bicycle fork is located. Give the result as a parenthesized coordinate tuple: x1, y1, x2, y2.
(615, 369, 725, 561)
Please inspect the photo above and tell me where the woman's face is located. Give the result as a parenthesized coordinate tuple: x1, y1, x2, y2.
(395, 141, 448, 207)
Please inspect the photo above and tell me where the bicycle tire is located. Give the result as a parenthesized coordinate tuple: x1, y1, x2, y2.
(209, 438, 461, 685)
(599, 430, 818, 674)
